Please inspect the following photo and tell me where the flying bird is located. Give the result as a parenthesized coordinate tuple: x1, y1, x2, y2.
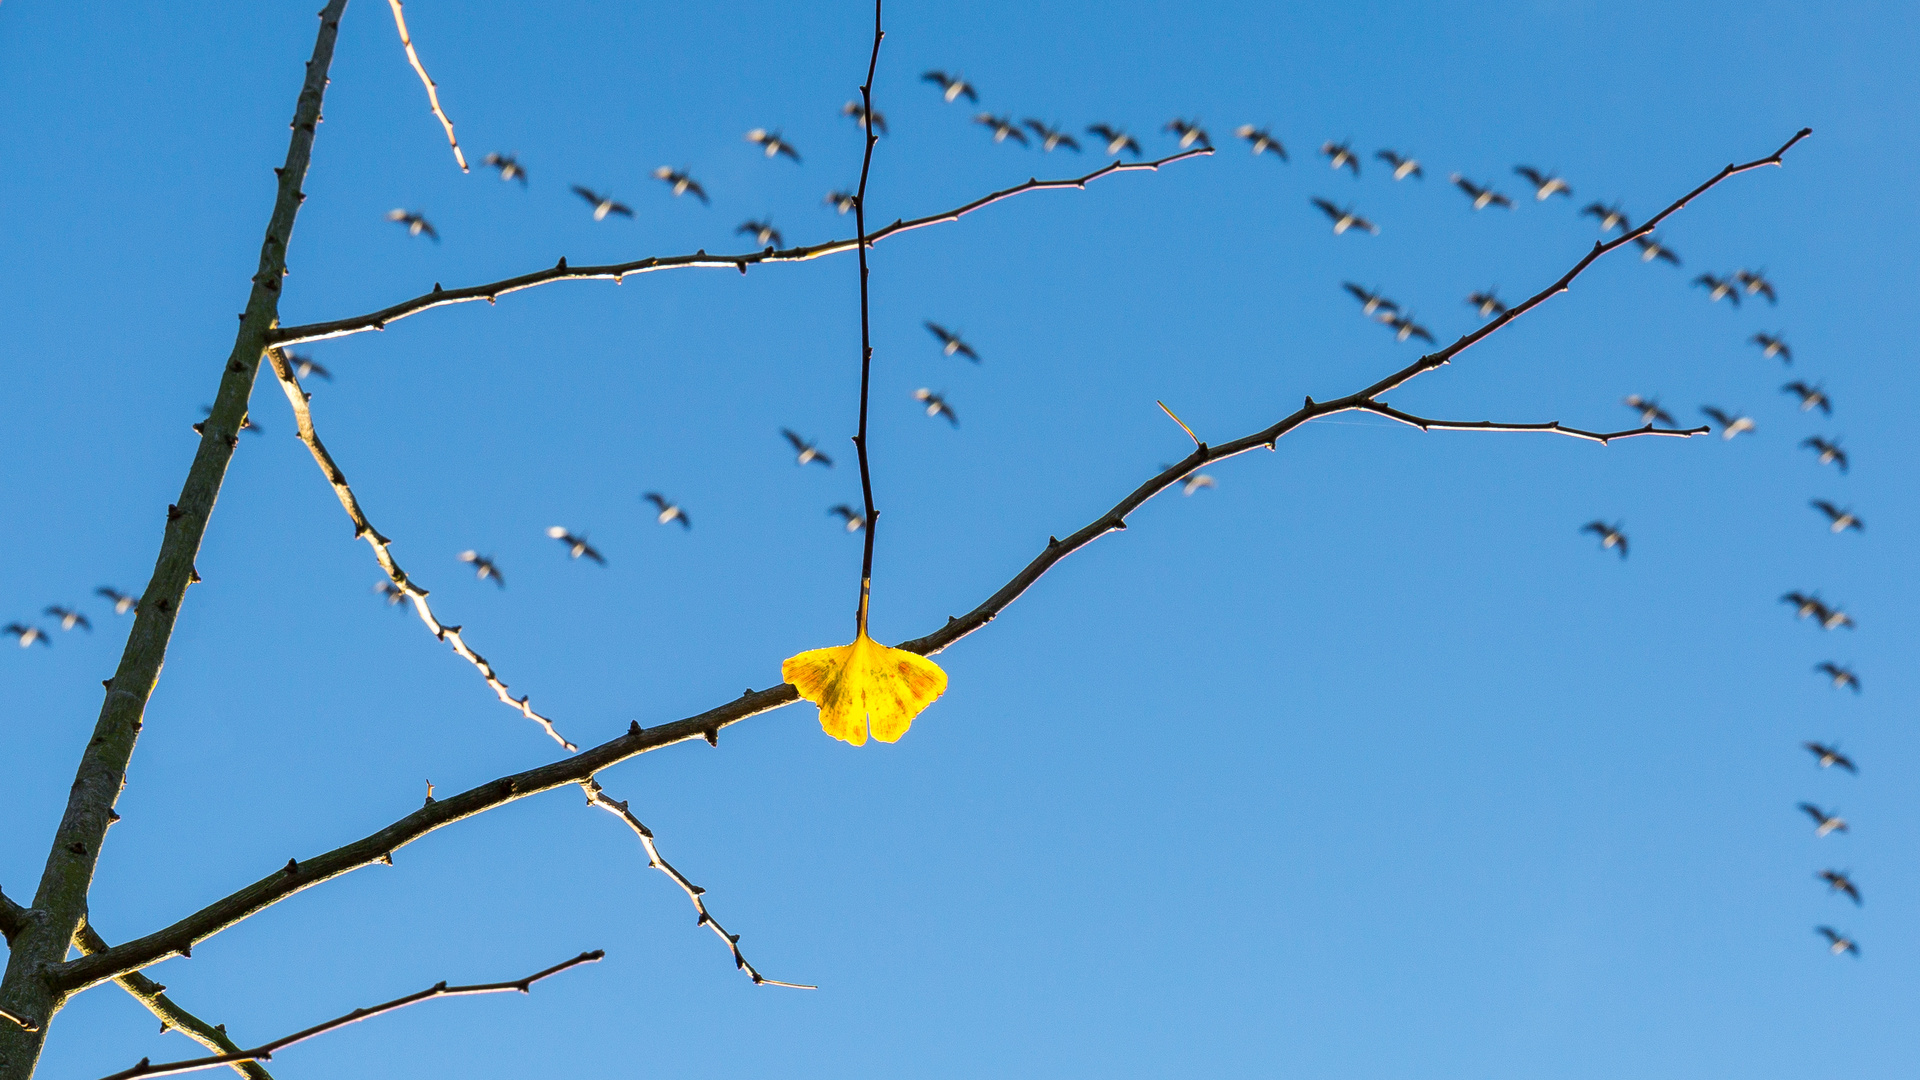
(570, 187, 633, 221)
(1450, 174, 1513, 210)
(1320, 140, 1360, 176)
(1810, 500, 1864, 534)
(914, 388, 958, 426)
(1633, 235, 1681, 265)
(1804, 741, 1857, 774)
(1343, 282, 1398, 317)
(1165, 118, 1210, 149)
(1513, 166, 1572, 200)
(1023, 120, 1080, 153)
(925, 321, 980, 362)
(288, 353, 331, 381)
(1383, 311, 1434, 343)
(458, 551, 505, 587)
(920, 70, 977, 103)
(1799, 803, 1848, 837)
(1181, 472, 1216, 495)
(95, 587, 137, 615)
(744, 128, 802, 162)
(1581, 202, 1631, 233)
(1581, 520, 1628, 558)
(482, 152, 527, 185)
(1780, 592, 1853, 631)
(375, 580, 407, 607)
(1735, 268, 1777, 304)
(824, 190, 859, 215)
(385, 209, 438, 241)
(829, 505, 865, 532)
(842, 100, 886, 135)
(1783, 382, 1832, 415)
(1816, 926, 1861, 957)
(736, 219, 783, 248)
(643, 494, 691, 530)
(44, 606, 90, 632)
(1751, 332, 1791, 363)
(1375, 149, 1422, 180)
(781, 429, 833, 468)
(546, 526, 606, 563)
(973, 113, 1027, 145)
(1311, 198, 1378, 235)
(1235, 125, 1286, 160)
(1466, 289, 1508, 319)
(652, 166, 709, 204)
(1801, 436, 1848, 473)
(1623, 395, 1676, 427)
(1699, 406, 1755, 439)
(1086, 124, 1141, 158)
(5, 623, 50, 648)
(1815, 662, 1861, 693)
(1693, 273, 1741, 306)
(1818, 870, 1863, 906)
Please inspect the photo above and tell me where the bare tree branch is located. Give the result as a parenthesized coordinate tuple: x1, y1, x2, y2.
(1357, 401, 1708, 443)
(0, 888, 22, 948)
(263, 349, 577, 751)
(385, 0, 466, 172)
(72, 923, 273, 1080)
(91, 951, 599, 1080)
(265, 148, 1212, 348)
(582, 781, 814, 989)
(54, 128, 1806, 999)
(0, 4, 352, 1071)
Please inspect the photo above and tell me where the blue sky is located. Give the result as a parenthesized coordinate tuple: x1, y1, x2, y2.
(2, 0, 1915, 1077)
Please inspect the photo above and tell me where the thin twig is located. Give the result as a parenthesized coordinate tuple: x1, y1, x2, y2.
(73, 921, 274, 1080)
(0, 887, 23, 946)
(264, 349, 576, 751)
(386, 0, 466, 172)
(55, 130, 1805, 998)
(849, 0, 885, 620)
(266, 149, 1212, 347)
(1156, 400, 1202, 446)
(1357, 402, 1707, 444)
(582, 781, 814, 989)
(92, 951, 599, 1080)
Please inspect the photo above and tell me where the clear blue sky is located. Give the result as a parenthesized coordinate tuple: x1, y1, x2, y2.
(2, 1, 1915, 1077)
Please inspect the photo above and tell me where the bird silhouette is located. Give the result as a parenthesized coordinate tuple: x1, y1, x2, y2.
(1751, 332, 1791, 363)
(652, 166, 709, 204)
(1344, 283, 1399, 317)
(781, 429, 833, 468)
(1782, 382, 1832, 416)
(824, 190, 859, 215)
(1320, 140, 1360, 176)
(914, 388, 958, 426)
(920, 70, 977, 103)
(1311, 198, 1378, 235)
(1818, 870, 1863, 905)
(1086, 124, 1142, 157)
(44, 606, 90, 632)
(1810, 500, 1864, 534)
(1383, 311, 1434, 343)
(1815, 662, 1861, 693)
(1799, 803, 1848, 837)
(1023, 120, 1081, 152)
(1451, 175, 1513, 210)
(974, 113, 1027, 145)
(96, 587, 136, 615)
(374, 580, 407, 607)
(1581, 521, 1628, 558)
(288, 353, 331, 381)
(546, 526, 607, 563)
(1623, 395, 1675, 427)
(925, 322, 980, 362)
(842, 100, 886, 136)
(1235, 126, 1286, 160)
(1375, 149, 1422, 180)
(744, 128, 802, 162)
(1165, 118, 1210, 149)
(5, 623, 50, 648)
(1801, 436, 1848, 473)
(1181, 472, 1216, 495)
(1514, 166, 1572, 200)
(482, 152, 527, 185)
(458, 551, 505, 587)
(1466, 289, 1508, 318)
(570, 187, 633, 221)
(736, 219, 783, 248)
(829, 505, 866, 532)
(1781, 593, 1853, 631)
(643, 494, 691, 530)
(1699, 406, 1755, 439)
(385, 209, 438, 241)
(1735, 268, 1777, 304)
(1805, 741, 1857, 774)
(1693, 273, 1741, 306)
(1632, 235, 1681, 265)
(1581, 202, 1631, 233)
(1816, 926, 1860, 956)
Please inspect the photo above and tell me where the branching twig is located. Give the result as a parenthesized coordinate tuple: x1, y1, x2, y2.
(1357, 401, 1707, 444)
(848, 0, 885, 625)
(73, 922, 274, 1080)
(386, 0, 467, 172)
(266, 148, 1212, 347)
(264, 349, 577, 751)
(0, 887, 23, 947)
(92, 951, 599, 1080)
(581, 781, 813, 989)
(56, 130, 1806, 999)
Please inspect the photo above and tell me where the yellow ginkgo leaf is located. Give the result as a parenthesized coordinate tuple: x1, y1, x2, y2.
(783, 622, 947, 747)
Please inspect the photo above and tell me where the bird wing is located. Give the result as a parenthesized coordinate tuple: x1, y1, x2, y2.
(571, 185, 599, 204)
(644, 494, 666, 510)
